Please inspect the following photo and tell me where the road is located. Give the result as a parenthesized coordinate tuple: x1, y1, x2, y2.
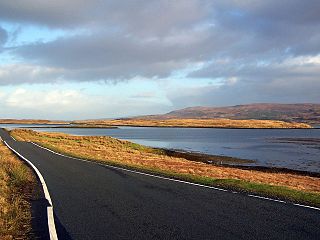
(0, 129, 319, 240)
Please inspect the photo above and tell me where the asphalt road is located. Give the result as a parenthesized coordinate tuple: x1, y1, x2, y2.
(0, 129, 319, 240)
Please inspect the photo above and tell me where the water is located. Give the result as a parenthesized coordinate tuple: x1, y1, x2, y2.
(2, 124, 320, 173)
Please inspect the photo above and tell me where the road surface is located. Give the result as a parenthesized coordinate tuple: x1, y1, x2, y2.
(0, 129, 319, 240)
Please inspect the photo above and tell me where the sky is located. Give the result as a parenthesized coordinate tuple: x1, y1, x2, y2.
(0, 0, 319, 120)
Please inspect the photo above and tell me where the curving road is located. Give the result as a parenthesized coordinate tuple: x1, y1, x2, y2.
(0, 129, 319, 240)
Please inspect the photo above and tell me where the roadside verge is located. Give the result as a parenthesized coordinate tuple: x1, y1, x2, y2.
(4, 141, 58, 240)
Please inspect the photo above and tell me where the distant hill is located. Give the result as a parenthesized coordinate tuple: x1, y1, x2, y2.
(134, 103, 320, 124)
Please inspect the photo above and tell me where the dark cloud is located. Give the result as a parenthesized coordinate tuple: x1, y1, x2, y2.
(0, 0, 211, 36)
(0, 1, 94, 28)
(14, 29, 217, 80)
(209, 0, 320, 58)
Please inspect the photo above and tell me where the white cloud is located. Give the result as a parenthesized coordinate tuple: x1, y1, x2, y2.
(6, 88, 89, 111)
(0, 86, 172, 119)
(283, 55, 320, 66)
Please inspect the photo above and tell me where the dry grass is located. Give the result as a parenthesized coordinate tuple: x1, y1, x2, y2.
(0, 141, 35, 239)
(73, 118, 311, 128)
(12, 129, 320, 195)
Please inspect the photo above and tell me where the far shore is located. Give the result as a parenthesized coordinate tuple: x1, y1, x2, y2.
(73, 118, 312, 129)
(15, 124, 314, 129)
(1, 118, 312, 129)
(73, 124, 313, 129)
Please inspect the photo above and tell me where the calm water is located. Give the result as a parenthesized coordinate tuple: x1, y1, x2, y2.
(2, 124, 320, 173)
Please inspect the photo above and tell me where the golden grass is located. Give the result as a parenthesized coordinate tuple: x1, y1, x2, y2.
(73, 118, 311, 128)
(0, 141, 35, 239)
(11, 129, 320, 195)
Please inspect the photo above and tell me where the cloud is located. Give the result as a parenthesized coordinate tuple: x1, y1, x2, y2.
(5, 88, 89, 110)
(0, 0, 211, 34)
(13, 30, 214, 81)
(0, 87, 91, 118)
(0, 1, 93, 28)
(190, 55, 320, 80)
(1, 0, 317, 84)
(0, 86, 172, 119)
(0, 0, 319, 111)
(169, 56, 320, 107)
(0, 64, 64, 85)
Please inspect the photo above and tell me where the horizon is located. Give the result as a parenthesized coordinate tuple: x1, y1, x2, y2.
(0, 102, 319, 121)
(0, 1, 320, 120)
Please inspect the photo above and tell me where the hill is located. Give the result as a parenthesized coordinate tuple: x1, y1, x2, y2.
(136, 103, 320, 124)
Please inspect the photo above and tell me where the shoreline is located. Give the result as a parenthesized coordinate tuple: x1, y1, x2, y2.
(222, 164, 320, 178)
(11, 124, 315, 129)
(155, 147, 320, 177)
(73, 118, 312, 129)
(90, 124, 314, 129)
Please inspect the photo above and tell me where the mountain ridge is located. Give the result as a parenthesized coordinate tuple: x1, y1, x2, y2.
(132, 103, 320, 124)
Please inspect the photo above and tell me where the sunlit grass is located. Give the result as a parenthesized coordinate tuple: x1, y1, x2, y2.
(0, 141, 35, 239)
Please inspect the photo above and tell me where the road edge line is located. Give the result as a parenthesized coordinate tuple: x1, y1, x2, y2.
(30, 141, 320, 212)
(4, 141, 58, 240)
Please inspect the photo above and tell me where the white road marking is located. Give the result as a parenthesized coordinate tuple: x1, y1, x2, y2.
(11, 136, 16, 141)
(47, 207, 58, 240)
(248, 194, 286, 203)
(30, 142, 320, 211)
(293, 203, 320, 211)
(4, 141, 58, 240)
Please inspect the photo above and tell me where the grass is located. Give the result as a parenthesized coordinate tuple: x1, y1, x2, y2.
(73, 118, 312, 128)
(11, 129, 320, 207)
(0, 141, 36, 239)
